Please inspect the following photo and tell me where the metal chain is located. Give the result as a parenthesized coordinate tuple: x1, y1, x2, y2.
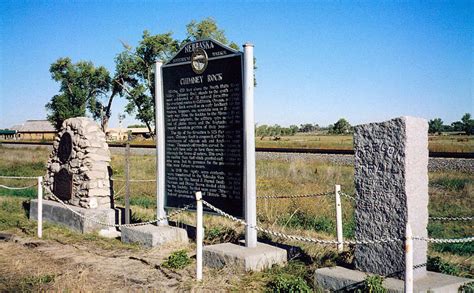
(111, 178, 156, 182)
(0, 183, 38, 190)
(339, 191, 357, 201)
(429, 216, 473, 221)
(201, 199, 401, 245)
(413, 236, 474, 243)
(257, 191, 333, 199)
(0, 175, 39, 180)
(44, 189, 192, 228)
(201, 199, 474, 245)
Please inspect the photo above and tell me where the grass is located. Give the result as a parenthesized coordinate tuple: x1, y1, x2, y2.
(0, 145, 472, 286)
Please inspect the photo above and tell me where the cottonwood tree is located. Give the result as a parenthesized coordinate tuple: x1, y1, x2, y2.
(116, 17, 245, 136)
(331, 118, 352, 134)
(45, 57, 118, 131)
(428, 118, 444, 134)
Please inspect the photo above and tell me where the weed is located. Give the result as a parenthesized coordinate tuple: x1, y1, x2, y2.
(162, 250, 191, 270)
(427, 256, 461, 276)
(459, 282, 474, 293)
(205, 226, 239, 244)
(357, 275, 387, 293)
(265, 274, 311, 293)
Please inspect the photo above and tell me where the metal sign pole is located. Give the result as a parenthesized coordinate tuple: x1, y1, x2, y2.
(155, 60, 167, 226)
(243, 43, 257, 248)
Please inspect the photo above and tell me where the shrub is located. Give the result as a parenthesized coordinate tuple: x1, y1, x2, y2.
(162, 250, 191, 270)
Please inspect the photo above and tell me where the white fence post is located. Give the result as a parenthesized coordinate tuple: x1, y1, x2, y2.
(335, 184, 343, 252)
(37, 176, 43, 238)
(243, 43, 257, 248)
(405, 223, 414, 293)
(196, 191, 203, 281)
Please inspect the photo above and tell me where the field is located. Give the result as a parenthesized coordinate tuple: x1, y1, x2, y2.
(17, 133, 470, 153)
(0, 146, 472, 291)
(255, 134, 474, 153)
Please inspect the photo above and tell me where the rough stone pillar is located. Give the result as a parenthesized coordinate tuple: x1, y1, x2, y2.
(353, 116, 428, 279)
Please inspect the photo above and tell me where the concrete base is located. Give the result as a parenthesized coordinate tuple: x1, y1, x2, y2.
(120, 224, 188, 248)
(203, 242, 287, 272)
(30, 199, 116, 233)
(315, 266, 472, 293)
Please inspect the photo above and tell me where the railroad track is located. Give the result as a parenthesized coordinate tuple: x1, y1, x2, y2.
(1, 141, 472, 159)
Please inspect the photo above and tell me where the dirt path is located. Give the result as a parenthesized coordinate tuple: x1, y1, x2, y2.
(0, 233, 200, 292)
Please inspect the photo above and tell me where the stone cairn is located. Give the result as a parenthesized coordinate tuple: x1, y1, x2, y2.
(44, 117, 113, 209)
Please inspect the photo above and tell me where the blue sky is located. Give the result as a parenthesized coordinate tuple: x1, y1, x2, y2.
(0, 0, 472, 128)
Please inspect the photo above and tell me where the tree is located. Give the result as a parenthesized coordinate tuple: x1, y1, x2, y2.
(428, 118, 443, 134)
(115, 17, 243, 136)
(461, 113, 474, 135)
(45, 58, 115, 131)
(331, 118, 352, 134)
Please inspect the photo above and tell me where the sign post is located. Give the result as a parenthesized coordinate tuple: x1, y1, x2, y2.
(155, 60, 167, 226)
(243, 43, 257, 248)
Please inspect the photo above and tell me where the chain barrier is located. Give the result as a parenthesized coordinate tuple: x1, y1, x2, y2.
(257, 191, 333, 199)
(111, 178, 156, 182)
(0, 183, 38, 190)
(339, 191, 357, 201)
(201, 199, 402, 245)
(413, 236, 474, 244)
(428, 216, 473, 221)
(201, 199, 474, 245)
(44, 189, 192, 228)
(0, 175, 39, 180)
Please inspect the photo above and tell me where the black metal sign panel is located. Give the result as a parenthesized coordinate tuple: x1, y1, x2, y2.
(162, 39, 244, 217)
(53, 168, 72, 201)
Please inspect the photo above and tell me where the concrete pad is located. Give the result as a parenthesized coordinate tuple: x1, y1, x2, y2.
(120, 224, 188, 248)
(315, 266, 472, 293)
(203, 242, 287, 272)
(30, 199, 116, 233)
(99, 227, 121, 239)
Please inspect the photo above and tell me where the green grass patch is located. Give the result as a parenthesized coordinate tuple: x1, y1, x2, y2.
(264, 261, 313, 293)
(162, 250, 192, 270)
(431, 177, 470, 191)
(0, 187, 37, 199)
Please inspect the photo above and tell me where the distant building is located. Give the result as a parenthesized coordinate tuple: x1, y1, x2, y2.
(105, 127, 153, 141)
(13, 120, 57, 140)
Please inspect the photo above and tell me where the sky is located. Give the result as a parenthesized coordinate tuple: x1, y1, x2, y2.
(0, 0, 472, 129)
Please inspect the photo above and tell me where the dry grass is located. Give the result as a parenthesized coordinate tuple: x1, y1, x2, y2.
(253, 134, 474, 153)
(0, 145, 473, 290)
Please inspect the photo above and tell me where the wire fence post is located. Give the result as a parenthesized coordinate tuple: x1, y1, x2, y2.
(335, 184, 343, 252)
(125, 131, 131, 224)
(37, 176, 43, 238)
(196, 191, 203, 281)
(405, 223, 413, 293)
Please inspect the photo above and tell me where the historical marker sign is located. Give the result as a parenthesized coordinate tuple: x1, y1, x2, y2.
(162, 39, 244, 217)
